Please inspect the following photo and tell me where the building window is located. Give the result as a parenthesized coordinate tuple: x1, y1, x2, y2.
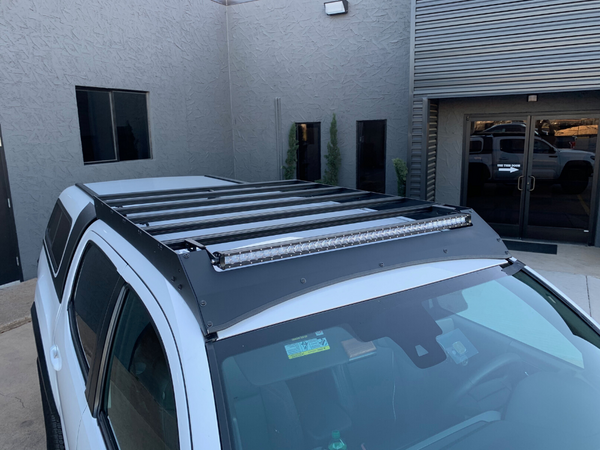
(75, 87, 151, 164)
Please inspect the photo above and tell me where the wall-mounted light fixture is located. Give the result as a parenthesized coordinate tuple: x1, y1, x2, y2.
(324, 0, 348, 15)
(527, 94, 538, 102)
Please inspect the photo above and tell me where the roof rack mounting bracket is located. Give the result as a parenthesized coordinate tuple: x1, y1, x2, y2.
(184, 238, 217, 261)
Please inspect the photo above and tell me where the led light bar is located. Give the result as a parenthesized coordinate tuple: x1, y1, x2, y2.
(213, 213, 471, 270)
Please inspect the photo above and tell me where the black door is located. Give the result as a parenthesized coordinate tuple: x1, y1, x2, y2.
(357, 120, 386, 193)
(296, 123, 321, 182)
(0, 126, 22, 285)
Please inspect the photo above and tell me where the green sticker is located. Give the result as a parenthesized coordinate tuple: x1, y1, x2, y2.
(285, 332, 330, 360)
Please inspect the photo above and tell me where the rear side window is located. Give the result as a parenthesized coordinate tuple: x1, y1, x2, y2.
(102, 289, 179, 450)
(71, 243, 121, 372)
(45, 201, 72, 270)
(499, 138, 525, 154)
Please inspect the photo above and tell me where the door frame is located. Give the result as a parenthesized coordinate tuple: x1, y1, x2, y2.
(0, 124, 23, 284)
(461, 111, 600, 244)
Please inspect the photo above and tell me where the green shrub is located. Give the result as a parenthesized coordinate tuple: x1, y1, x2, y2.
(322, 113, 341, 185)
(393, 157, 408, 196)
(283, 123, 298, 180)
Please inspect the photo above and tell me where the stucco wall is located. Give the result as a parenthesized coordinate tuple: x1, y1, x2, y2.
(436, 91, 600, 245)
(0, 0, 234, 279)
(227, 0, 411, 191)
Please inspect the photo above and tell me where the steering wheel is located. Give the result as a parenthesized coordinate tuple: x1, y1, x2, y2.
(442, 352, 522, 410)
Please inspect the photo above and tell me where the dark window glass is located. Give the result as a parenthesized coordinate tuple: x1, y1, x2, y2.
(533, 139, 554, 154)
(469, 138, 483, 154)
(499, 138, 524, 154)
(103, 290, 179, 450)
(113, 92, 151, 161)
(72, 243, 120, 369)
(45, 201, 72, 270)
(296, 123, 321, 182)
(76, 87, 151, 164)
(76, 90, 117, 163)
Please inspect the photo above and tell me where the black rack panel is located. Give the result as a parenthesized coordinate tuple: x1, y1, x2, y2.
(77, 179, 510, 335)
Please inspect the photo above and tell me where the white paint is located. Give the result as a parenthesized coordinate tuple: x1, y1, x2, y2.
(218, 258, 506, 339)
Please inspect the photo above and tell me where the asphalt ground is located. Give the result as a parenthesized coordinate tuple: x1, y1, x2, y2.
(1, 243, 599, 449)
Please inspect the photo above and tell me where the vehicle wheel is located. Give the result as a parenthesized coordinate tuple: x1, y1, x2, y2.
(560, 167, 589, 195)
(38, 362, 65, 450)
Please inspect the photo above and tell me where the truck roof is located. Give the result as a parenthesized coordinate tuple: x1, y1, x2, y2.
(76, 177, 509, 335)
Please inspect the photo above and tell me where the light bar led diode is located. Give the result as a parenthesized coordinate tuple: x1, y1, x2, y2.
(213, 213, 471, 270)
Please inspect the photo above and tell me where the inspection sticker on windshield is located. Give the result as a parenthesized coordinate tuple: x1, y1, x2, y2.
(285, 331, 330, 359)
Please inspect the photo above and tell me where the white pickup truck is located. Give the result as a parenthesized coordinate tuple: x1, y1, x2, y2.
(469, 134, 595, 194)
(32, 176, 600, 450)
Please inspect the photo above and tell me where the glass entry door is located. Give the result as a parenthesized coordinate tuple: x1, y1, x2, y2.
(464, 116, 599, 243)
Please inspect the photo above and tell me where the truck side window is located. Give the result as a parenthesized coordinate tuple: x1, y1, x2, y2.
(499, 138, 525, 154)
(101, 289, 179, 450)
(45, 200, 72, 271)
(534, 139, 554, 154)
(71, 243, 121, 373)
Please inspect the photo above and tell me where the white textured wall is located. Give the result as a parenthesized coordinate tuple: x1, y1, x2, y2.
(0, 0, 234, 278)
(227, 0, 411, 190)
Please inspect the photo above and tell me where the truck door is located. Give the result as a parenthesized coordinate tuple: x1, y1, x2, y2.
(52, 232, 123, 448)
(493, 137, 525, 182)
(531, 138, 560, 180)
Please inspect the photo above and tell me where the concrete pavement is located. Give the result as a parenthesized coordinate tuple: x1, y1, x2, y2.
(511, 243, 600, 321)
(0, 321, 45, 450)
(0, 278, 36, 333)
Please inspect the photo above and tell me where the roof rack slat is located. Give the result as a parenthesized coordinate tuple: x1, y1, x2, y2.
(100, 179, 305, 202)
(105, 182, 323, 207)
(144, 196, 414, 235)
(129, 191, 380, 224)
(115, 186, 346, 215)
(163, 203, 441, 249)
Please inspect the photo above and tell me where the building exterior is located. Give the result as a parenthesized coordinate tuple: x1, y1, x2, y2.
(407, 0, 600, 247)
(1, 0, 600, 283)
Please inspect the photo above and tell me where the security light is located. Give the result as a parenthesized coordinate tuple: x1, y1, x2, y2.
(324, 0, 348, 15)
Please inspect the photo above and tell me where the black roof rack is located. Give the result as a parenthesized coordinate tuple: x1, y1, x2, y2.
(77, 179, 509, 335)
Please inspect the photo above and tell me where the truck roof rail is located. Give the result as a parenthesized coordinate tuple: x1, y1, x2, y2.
(77, 180, 508, 334)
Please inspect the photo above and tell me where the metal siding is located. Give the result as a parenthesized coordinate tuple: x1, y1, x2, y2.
(413, 0, 600, 97)
(425, 100, 438, 201)
(408, 98, 424, 198)
(408, 0, 600, 198)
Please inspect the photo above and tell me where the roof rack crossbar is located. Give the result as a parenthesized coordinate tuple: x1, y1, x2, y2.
(144, 195, 410, 235)
(99, 179, 306, 202)
(129, 191, 380, 224)
(115, 186, 347, 215)
(163, 203, 443, 249)
(105, 181, 322, 207)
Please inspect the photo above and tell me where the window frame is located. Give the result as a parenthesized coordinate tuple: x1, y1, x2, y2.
(68, 241, 123, 382)
(75, 86, 153, 165)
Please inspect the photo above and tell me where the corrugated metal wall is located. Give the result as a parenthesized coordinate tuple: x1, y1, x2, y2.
(408, 0, 600, 199)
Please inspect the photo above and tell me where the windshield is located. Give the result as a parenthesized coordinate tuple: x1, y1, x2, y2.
(209, 265, 600, 450)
